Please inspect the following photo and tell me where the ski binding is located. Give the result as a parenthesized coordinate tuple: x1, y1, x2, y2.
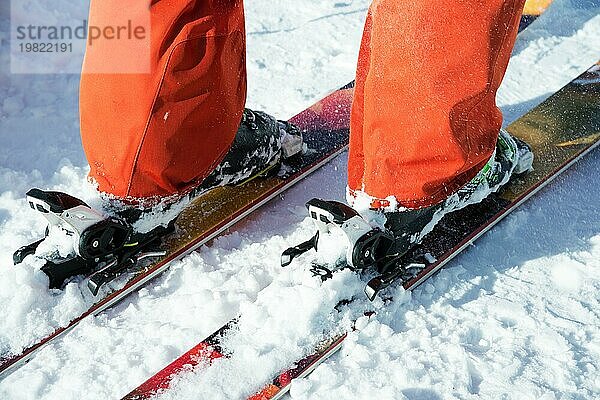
(13, 189, 170, 295)
(281, 198, 420, 301)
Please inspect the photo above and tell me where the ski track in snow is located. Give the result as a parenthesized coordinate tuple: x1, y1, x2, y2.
(0, 0, 599, 399)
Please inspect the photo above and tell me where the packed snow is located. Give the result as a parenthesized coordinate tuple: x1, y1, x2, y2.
(0, 0, 599, 399)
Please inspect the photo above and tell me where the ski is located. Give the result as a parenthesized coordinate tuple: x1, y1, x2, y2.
(0, 85, 352, 379)
(249, 61, 600, 399)
(122, 61, 600, 400)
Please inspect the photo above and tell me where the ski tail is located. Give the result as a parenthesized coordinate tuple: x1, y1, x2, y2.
(124, 344, 223, 400)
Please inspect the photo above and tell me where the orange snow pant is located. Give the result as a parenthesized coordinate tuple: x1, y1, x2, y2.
(348, 0, 526, 210)
(80, 0, 246, 201)
(81, 0, 524, 207)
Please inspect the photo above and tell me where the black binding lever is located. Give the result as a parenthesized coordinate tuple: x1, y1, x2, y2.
(281, 231, 319, 267)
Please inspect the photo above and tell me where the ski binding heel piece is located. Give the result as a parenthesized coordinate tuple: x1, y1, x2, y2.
(23, 188, 132, 260)
(305, 199, 395, 271)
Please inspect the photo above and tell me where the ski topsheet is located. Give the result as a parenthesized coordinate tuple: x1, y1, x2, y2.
(0, 5, 556, 380)
(122, 62, 600, 400)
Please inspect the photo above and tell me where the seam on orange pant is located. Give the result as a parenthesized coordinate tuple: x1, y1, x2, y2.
(350, 9, 372, 194)
(125, 33, 235, 198)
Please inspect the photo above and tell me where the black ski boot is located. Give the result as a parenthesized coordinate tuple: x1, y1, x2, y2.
(117, 108, 304, 225)
(383, 128, 533, 258)
(195, 108, 304, 192)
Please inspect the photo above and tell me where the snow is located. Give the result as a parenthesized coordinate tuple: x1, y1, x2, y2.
(0, 0, 599, 399)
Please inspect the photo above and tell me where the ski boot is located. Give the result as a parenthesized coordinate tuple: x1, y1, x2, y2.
(282, 129, 533, 300)
(13, 189, 171, 295)
(383, 128, 533, 258)
(118, 108, 304, 225)
(195, 109, 304, 191)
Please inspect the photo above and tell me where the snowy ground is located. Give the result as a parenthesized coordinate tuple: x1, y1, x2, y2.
(0, 0, 599, 399)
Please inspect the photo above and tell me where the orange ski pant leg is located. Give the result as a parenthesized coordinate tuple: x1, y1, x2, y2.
(80, 0, 246, 201)
(348, 0, 526, 210)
